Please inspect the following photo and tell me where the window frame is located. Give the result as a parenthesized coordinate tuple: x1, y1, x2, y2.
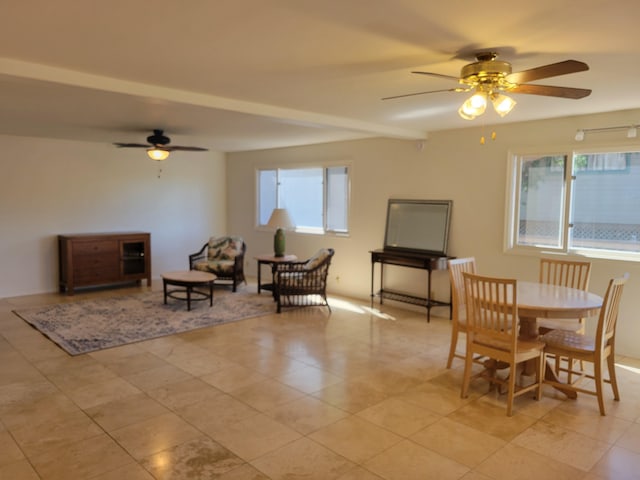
(504, 145, 640, 262)
(256, 162, 351, 236)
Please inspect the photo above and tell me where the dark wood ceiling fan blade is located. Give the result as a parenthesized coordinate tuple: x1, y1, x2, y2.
(113, 143, 150, 148)
(382, 87, 465, 100)
(506, 60, 589, 84)
(168, 146, 209, 152)
(411, 71, 460, 81)
(510, 84, 592, 99)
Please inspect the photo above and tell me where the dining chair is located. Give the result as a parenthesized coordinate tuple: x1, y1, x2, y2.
(446, 257, 477, 369)
(460, 273, 546, 416)
(541, 274, 628, 416)
(538, 257, 592, 377)
(537, 257, 592, 334)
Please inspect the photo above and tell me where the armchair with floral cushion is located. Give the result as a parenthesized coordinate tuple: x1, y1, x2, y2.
(189, 236, 247, 292)
(274, 248, 334, 313)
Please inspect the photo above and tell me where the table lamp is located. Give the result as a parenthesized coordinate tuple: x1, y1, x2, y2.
(267, 208, 294, 257)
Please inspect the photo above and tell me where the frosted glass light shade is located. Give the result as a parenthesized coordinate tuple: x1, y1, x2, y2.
(492, 94, 516, 117)
(147, 148, 170, 161)
(459, 92, 487, 119)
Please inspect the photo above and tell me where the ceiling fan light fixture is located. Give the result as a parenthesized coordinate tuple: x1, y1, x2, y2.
(147, 147, 170, 161)
(491, 93, 517, 117)
(457, 106, 476, 120)
(459, 92, 487, 119)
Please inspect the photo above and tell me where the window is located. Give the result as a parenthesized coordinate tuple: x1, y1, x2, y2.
(257, 165, 349, 234)
(506, 149, 640, 259)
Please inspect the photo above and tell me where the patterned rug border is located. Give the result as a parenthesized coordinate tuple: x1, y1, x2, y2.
(13, 289, 276, 356)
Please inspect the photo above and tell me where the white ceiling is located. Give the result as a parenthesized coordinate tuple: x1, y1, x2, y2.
(2, 0, 640, 153)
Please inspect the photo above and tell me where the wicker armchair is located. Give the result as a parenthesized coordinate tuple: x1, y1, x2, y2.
(189, 236, 247, 292)
(274, 248, 334, 313)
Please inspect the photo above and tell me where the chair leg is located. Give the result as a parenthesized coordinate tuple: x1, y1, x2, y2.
(536, 354, 544, 401)
(323, 294, 332, 313)
(594, 359, 606, 416)
(460, 349, 473, 399)
(446, 325, 459, 369)
(607, 352, 620, 401)
(506, 362, 517, 417)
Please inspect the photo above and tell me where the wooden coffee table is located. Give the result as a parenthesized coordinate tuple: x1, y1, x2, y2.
(161, 270, 216, 311)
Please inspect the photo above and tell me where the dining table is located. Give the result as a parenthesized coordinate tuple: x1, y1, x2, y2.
(516, 281, 604, 398)
(517, 281, 603, 339)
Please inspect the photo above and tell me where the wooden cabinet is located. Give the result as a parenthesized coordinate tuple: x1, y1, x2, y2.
(59, 232, 151, 295)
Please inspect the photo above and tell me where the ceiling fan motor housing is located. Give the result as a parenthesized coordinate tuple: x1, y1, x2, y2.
(147, 129, 171, 146)
(461, 59, 511, 81)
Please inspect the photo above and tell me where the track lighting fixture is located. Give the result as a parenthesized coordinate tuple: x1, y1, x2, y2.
(574, 125, 639, 141)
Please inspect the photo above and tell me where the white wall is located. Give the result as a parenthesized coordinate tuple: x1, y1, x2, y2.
(0, 134, 227, 297)
(227, 108, 640, 357)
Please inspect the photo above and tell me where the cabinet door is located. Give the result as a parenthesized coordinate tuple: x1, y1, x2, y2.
(121, 239, 147, 276)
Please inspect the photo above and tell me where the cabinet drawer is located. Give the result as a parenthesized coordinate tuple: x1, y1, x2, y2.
(72, 240, 118, 255)
(73, 266, 120, 284)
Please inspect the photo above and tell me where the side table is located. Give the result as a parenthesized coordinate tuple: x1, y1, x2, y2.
(255, 254, 298, 296)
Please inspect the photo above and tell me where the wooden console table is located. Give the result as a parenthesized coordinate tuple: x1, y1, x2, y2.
(370, 249, 452, 322)
(59, 232, 151, 295)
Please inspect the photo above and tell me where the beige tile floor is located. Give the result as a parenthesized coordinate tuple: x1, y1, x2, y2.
(2, 281, 640, 479)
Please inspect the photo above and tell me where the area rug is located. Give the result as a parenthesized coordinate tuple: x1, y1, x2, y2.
(13, 290, 276, 356)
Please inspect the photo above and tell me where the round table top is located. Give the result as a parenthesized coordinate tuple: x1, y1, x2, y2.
(161, 270, 216, 283)
(517, 281, 603, 319)
(254, 254, 298, 262)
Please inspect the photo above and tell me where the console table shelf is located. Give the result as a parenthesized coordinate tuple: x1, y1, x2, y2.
(375, 288, 450, 309)
(370, 249, 452, 322)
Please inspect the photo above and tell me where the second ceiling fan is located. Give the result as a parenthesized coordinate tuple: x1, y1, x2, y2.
(383, 52, 591, 120)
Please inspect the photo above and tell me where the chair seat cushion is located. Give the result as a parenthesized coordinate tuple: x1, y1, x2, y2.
(542, 329, 595, 353)
(194, 259, 235, 276)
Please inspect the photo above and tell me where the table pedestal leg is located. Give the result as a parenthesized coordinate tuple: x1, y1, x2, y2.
(519, 315, 577, 399)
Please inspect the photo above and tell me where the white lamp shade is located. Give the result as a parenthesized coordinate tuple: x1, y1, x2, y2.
(267, 208, 295, 230)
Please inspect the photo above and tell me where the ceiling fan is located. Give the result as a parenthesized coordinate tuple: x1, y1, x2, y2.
(113, 129, 208, 160)
(383, 52, 591, 120)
